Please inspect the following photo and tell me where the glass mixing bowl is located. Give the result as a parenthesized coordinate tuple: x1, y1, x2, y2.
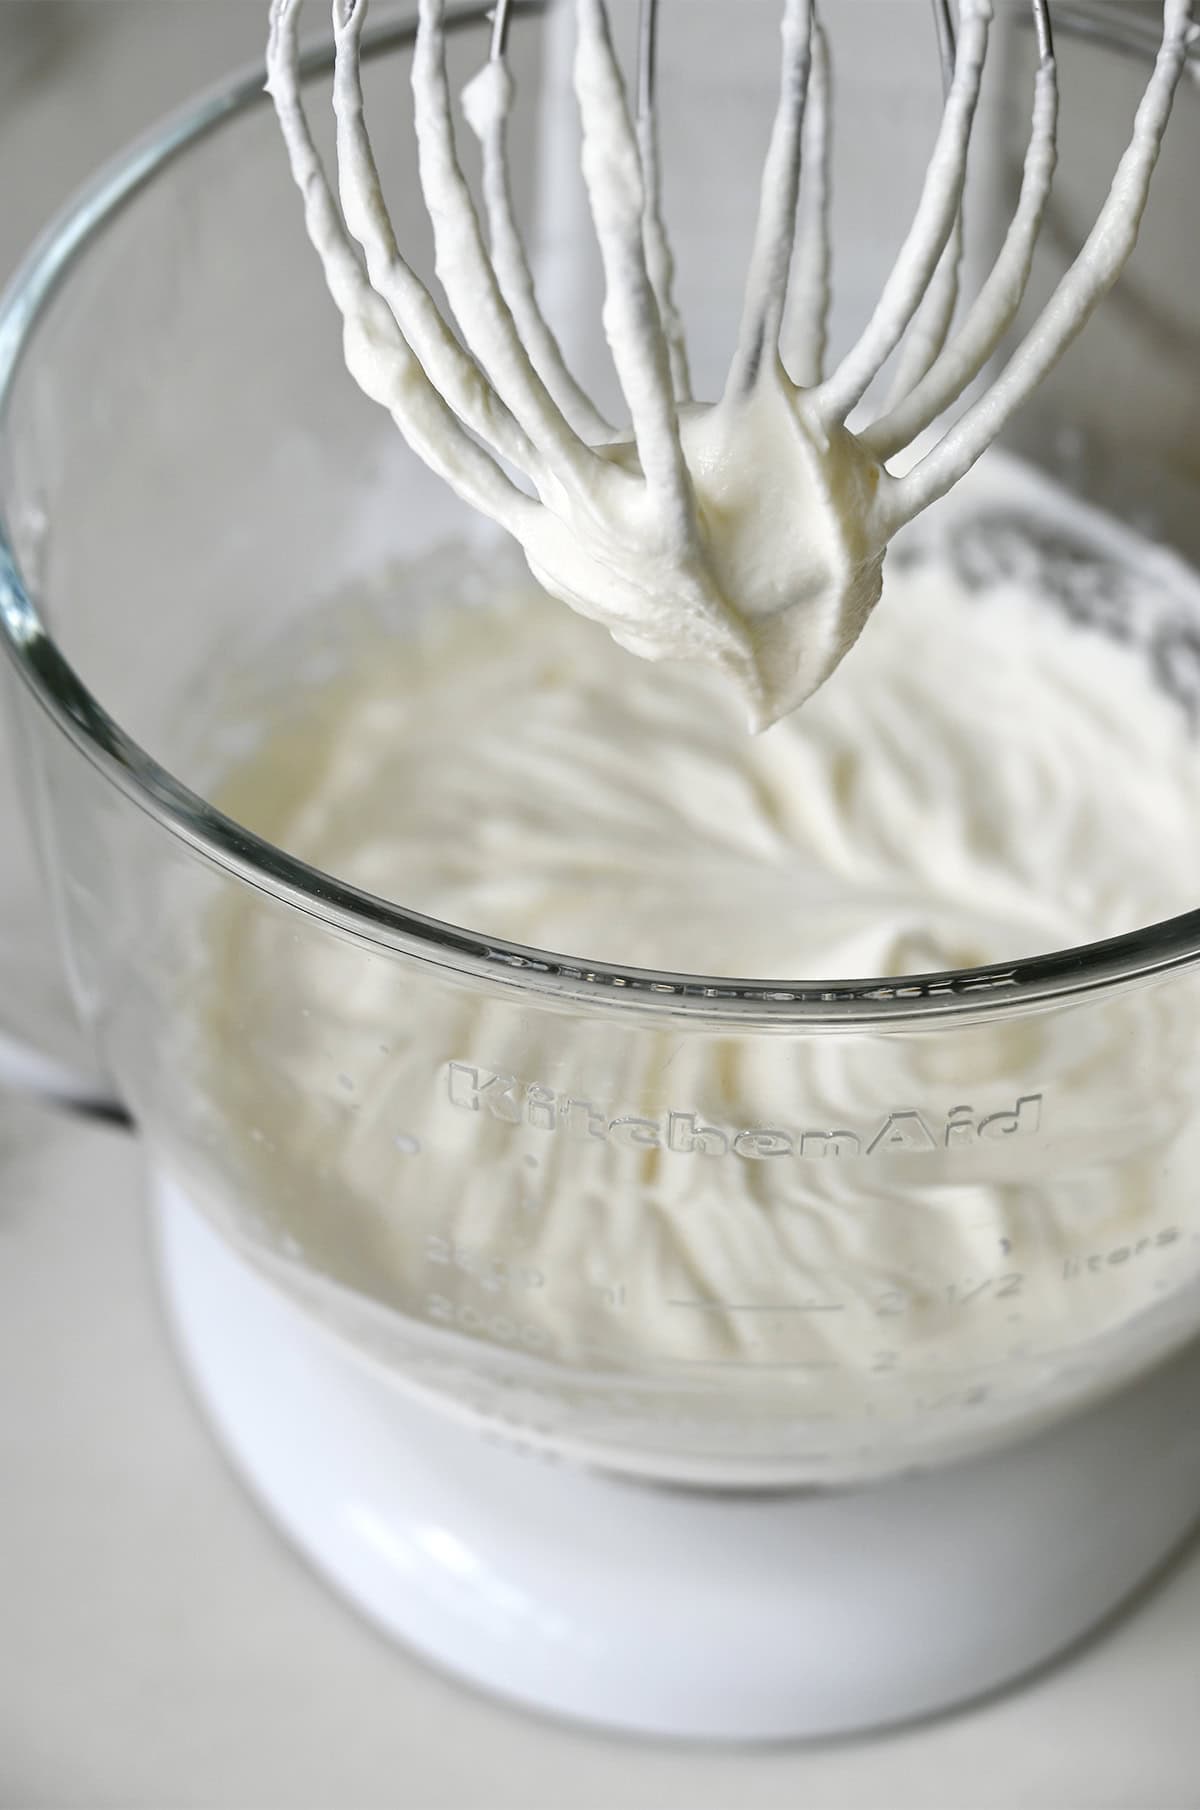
(2, 0, 1199, 1501)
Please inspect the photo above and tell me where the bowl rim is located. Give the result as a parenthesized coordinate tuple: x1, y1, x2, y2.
(1, 1, 1199, 1031)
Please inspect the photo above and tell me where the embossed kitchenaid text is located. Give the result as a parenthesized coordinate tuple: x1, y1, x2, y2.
(444, 1065, 1043, 1159)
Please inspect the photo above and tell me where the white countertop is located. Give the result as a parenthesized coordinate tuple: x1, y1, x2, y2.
(2, 7, 1200, 1807)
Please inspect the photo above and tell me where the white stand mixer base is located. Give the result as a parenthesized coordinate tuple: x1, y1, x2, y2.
(156, 1184, 1200, 1741)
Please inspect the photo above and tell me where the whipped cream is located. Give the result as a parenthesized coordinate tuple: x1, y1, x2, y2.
(193, 453, 1200, 1479)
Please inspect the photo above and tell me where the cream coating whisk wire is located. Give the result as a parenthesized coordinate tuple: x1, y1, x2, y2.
(265, 0, 1196, 728)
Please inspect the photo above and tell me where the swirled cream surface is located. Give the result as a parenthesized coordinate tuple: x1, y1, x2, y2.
(194, 451, 1200, 1480)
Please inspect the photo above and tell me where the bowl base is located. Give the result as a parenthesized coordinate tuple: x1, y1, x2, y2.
(155, 1177, 1200, 1742)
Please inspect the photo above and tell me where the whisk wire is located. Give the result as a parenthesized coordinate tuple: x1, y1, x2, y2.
(266, 0, 535, 530)
(574, 0, 700, 538)
(471, 0, 614, 437)
(636, 0, 658, 123)
(489, 0, 512, 61)
(931, 0, 958, 93)
(888, 0, 1194, 526)
(781, 10, 832, 388)
(636, 0, 693, 399)
(328, 0, 531, 467)
(866, 0, 1060, 459)
(410, 0, 602, 483)
(814, 0, 991, 426)
(881, 0, 966, 406)
(727, 0, 816, 397)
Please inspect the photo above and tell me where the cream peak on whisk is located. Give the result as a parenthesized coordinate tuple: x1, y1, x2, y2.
(265, 0, 1195, 729)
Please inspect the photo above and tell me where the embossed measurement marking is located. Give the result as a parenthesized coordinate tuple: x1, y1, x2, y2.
(669, 1298, 845, 1315)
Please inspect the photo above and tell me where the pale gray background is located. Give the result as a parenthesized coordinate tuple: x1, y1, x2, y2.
(2, 5, 1199, 1808)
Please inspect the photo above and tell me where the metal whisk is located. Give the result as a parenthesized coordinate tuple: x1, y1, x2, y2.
(266, 0, 1196, 727)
